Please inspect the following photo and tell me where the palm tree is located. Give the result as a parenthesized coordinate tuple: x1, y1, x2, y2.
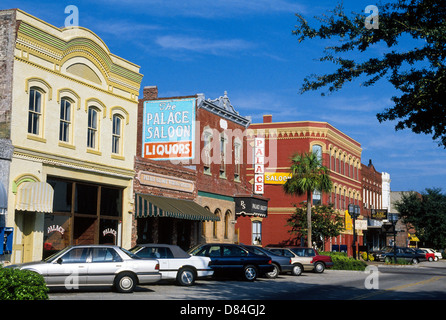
(283, 152, 333, 247)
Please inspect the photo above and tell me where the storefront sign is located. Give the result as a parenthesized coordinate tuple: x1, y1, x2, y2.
(355, 219, 368, 230)
(235, 197, 268, 217)
(371, 209, 388, 220)
(264, 172, 291, 184)
(137, 171, 195, 193)
(103, 228, 117, 238)
(254, 138, 265, 194)
(142, 98, 195, 160)
(47, 225, 65, 235)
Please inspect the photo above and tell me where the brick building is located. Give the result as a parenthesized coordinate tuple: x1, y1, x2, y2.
(133, 87, 252, 249)
(361, 159, 385, 251)
(238, 115, 363, 254)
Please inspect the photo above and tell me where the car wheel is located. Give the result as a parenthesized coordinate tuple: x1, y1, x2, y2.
(114, 272, 137, 293)
(314, 262, 325, 273)
(428, 256, 434, 262)
(292, 264, 303, 276)
(265, 263, 279, 278)
(411, 258, 419, 264)
(243, 265, 258, 281)
(177, 267, 196, 286)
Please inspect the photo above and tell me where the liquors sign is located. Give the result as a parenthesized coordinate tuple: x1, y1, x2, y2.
(142, 98, 195, 160)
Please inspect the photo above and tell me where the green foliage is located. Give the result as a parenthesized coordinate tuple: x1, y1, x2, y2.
(293, 0, 446, 147)
(283, 152, 333, 246)
(321, 251, 367, 271)
(395, 188, 446, 248)
(287, 202, 344, 248)
(0, 267, 49, 300)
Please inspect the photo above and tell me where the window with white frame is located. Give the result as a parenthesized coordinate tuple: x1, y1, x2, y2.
(252, 220, 262, 245)
(59, 98, 71, 142)
(112, 114, 122, 154)
(28, 88, 42, 135)
(234, 142, 241, 181)
(87, 107, 98, 149)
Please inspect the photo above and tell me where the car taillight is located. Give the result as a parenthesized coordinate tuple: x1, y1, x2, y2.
(155, 263, 159, 270)
(289, 259, 292, 264)
(268, 259, 272, 264)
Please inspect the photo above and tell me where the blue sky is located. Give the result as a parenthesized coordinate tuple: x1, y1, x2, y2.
(5, 0, 445, 193)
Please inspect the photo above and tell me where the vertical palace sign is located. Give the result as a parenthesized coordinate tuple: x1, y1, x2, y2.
(142, 98, 195, 160)
(254, 137, 265, 194)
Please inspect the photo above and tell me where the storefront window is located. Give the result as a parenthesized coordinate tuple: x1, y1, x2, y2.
(43, 177, 123, 256)
(48, 179, 72, 213)
(75, 183, 98, 215)
(43, 214, 70, 259)
(100, 187, 122, 217)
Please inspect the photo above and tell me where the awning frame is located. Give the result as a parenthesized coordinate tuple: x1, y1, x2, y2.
(135, 193, 219, 222)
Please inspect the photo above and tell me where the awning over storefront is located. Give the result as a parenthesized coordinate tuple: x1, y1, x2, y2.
(135, 193, 220, 221)
(15, 182, 54, 213)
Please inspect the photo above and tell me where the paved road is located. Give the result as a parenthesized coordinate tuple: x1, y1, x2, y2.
(48, 260, 446, 301)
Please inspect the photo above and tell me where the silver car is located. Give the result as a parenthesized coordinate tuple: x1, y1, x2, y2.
(6, 245, 161, 293)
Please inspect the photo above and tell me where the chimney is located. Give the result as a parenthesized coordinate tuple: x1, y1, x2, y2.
(263, 114, 272, 123)
(143, 86, 158, 99)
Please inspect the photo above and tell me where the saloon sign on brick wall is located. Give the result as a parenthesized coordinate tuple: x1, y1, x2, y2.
(142, 98, 195, 160)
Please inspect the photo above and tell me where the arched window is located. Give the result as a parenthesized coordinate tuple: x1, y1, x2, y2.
(112, 114, 123, 154)
(224, 210, 231, 239)
(312, 144, 322, 162)
(213, 209, 221, 238)
(59, 98, 72, 142)
(28, 88, 42, 135)
(87, 107, 98, 149)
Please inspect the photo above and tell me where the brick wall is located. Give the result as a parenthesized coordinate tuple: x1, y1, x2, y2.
(0, 9, 16, 139)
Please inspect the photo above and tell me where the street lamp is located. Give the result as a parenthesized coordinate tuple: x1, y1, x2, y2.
(348, 204, 361, 259)
(388, 213, 399, 263)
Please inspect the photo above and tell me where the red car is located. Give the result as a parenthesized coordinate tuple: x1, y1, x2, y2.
(416, 248, 436, 262)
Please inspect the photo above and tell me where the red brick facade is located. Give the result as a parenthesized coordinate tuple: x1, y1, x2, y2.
(237, 115, 363, 254)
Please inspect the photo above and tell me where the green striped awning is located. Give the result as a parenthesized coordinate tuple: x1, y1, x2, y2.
(135, 194, 220, 221)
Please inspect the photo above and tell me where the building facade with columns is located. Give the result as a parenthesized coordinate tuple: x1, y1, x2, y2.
(0, 9, 142, 263)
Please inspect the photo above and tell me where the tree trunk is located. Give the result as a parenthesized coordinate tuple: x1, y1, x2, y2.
(307, 191, 312, 248)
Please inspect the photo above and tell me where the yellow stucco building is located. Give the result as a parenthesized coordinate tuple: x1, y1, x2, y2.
(0, 9, 142, 263)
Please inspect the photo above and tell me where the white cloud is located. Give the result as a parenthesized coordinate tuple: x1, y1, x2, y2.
(155, 35, 255, 55)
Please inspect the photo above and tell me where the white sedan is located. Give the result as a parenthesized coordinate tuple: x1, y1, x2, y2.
(130, 243, 213, 286)
(6, 245, 161, 293)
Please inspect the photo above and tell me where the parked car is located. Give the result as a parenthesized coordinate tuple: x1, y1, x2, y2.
(416, 248, 436, 262)
(377, 246, 427, 264)
(420, 248, 442, 261)
(5, 245, 161, 293)
(266, 246, 333, 273)
(130, 243, 213, 286)
(370, 246, 391, 261)
(240, 245, 295, 278)
(188, 243, 274, 281)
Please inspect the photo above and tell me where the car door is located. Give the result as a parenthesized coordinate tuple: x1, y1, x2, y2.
(222, 245, 249, 271)
(87, 247, 123, 285)
(45, 247, 89, 287)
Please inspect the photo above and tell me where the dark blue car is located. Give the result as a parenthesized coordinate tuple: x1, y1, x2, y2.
(188, 243, 274, 281)
(241, 245, 295, 278)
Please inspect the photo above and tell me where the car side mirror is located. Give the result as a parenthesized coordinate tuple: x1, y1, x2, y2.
(57, 257, 63, 264)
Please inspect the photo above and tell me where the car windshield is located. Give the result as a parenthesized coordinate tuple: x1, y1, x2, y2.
(120, 247, 141, 259)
